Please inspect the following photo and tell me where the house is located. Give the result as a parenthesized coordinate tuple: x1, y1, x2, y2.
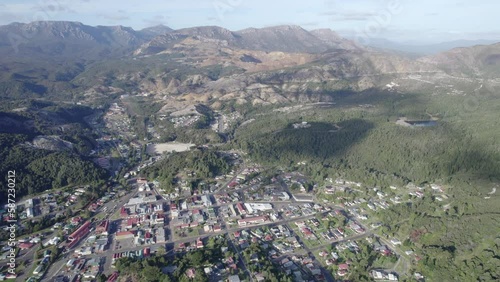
(120, 207, 129, 217)
(338, 264, 349, 271)
(201, 195, 212, 207)
(26, 207, 34, 218)
(228, 275, 241, 282)
(19, 242, 34, 250)
(237, 216, 267, 226)
(390, 238, 402, 245)
(236, 203, 246, 215)
(96, 220, 109, 235)
(126, 217, 140, 229)
(186, 268, 196, 279)
(196, 238, 204, 249)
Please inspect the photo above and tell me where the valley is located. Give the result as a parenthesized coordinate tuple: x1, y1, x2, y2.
(0, 21, 499, 282)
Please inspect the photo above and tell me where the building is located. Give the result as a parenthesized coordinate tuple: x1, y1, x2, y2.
(115, 231, 135, 240)
(278, 192, 290, 201)
(156, 228, 166, 243)
(26, 207, 34, 218)
(292, 194, 314, 202)
(244, 203, 273, 214)
(120, 207, 129, 218)
(238, 216, 267, 226)
(236, 203, 246, 215)
(96, 220, 109, 235)
(68, 221, 91, 242)
(228, 275, 241, 282)
(201, 195, 212, 207)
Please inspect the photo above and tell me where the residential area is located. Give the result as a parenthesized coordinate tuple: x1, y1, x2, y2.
(0, 99, 442, 282)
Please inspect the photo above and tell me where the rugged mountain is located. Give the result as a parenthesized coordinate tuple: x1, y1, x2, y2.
(420, 42, 500, 77)
(1, 21, 499, 106)
(365, 38, 499, 56)
(0, 21, 147, 59)
(309, 28, 361, 51)
(234, 25, 331, 53)
(0, 21, 158, 99)
(175, 26, 239, 43)
(134, 25, 361, 56)
(132, 33, 188, 55)
(139, 24, 174, 38)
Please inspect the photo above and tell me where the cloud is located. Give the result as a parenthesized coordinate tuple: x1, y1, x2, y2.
(320, 11, 377, 22)
(37, 5, 73, 13)
(100, 14, 130, 21)
(98, 9, 131, 22)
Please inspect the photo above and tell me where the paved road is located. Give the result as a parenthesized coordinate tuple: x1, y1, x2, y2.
(227, 234, 253, 282)
(41, 189, 138, 282)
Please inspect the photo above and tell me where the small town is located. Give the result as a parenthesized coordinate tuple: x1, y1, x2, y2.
(1, 3, 499, 282)
(2, 139, 445, 282)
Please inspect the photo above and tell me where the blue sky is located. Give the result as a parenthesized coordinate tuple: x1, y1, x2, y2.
(0, 0, 499, 43)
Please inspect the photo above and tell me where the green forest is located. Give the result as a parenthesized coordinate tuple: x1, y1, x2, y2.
(0, 141, 107, 199)
(143, 149, 231, 192)
(230, 89, 500, 281)
(0, 102, 108, 199)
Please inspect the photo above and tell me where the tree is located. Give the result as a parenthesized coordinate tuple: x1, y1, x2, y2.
(157, 246, 166, 257)
(98, 274, 107, 282)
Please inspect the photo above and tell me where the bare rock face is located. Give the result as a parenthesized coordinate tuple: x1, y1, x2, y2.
(1, 21, 497, 106)
(31, 135, 74, 151)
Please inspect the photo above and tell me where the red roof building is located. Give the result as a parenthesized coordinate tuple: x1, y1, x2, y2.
(71, 216, 83, 225)
(68, 221, 91, 242)
(96, 220, 109, 235)
(196, 238, 204, 249)
(126, 217, 140, 229)
(236, 203, 246, 215)
(120, 207, 128, 218)
(338, 263, 349, 270)
(19, 242, 34, 250)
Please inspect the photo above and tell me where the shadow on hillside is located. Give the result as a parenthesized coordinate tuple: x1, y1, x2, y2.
(248, 119, 374, 165)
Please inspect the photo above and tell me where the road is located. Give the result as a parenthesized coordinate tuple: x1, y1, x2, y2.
(284, 222, 336, 282)
(36, 152, 384, 282)
(227, 234, 253, 282)
(375, 235, 411, 276)
(41, 188, 138, 281)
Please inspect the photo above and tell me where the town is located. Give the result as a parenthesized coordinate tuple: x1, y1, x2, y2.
(2, 151, 444, 282)
(0, 101, 448, 282)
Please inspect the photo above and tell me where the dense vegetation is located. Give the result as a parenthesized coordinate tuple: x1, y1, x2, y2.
(241, 243, 294, 282)
(233, 90, 500, 187)
(0, 102, 108, 200)
(232, 89, 500, 281)
(115, 236, 229, 282)
(0, 141, 107, 199)
(144, 149, 231, 192)
(379, 193, 500, 281)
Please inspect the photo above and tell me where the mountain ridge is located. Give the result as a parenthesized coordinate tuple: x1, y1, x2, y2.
(0, 21, 499, 105)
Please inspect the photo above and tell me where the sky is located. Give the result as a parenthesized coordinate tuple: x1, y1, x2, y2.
(0, 0, 499, 44)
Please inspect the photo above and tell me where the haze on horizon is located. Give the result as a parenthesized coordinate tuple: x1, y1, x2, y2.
(0, 0, 499, 44)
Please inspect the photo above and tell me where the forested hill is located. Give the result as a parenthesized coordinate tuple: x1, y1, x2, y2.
(0, 101, 108, 200)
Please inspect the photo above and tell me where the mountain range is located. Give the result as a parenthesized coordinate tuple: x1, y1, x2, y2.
(0, 21, 499, 106)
